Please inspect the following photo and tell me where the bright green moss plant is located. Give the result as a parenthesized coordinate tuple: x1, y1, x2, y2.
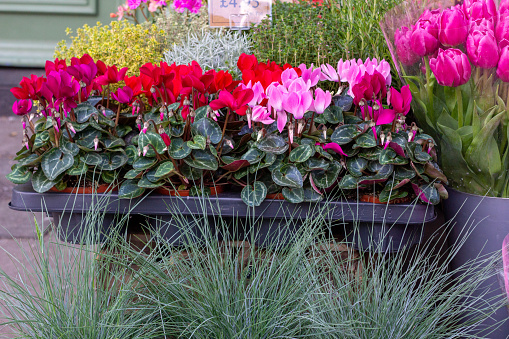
(55, 21, 165, 77)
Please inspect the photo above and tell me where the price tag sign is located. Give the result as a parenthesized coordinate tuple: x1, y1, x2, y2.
(209, 0, 271, 29)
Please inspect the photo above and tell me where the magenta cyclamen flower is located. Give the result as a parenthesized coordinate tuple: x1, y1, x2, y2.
(429, 48, 472, 87)
(173, 0, 202, 13)
(395, 27, 420, 66)
(40, 70, 80, 115)
(12, 99, 32, 116)
(112, 86, 134, 104)
(389, 86, 412, 115)
(298, 64, 322, 88)
(439, 6, 468, 47)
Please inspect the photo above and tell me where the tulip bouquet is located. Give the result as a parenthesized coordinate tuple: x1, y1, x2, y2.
(382, 0, 509, 197)
(7, 54, 130, 193)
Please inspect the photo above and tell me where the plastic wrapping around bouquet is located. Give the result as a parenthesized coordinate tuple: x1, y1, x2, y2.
(10, 184, 439, 251)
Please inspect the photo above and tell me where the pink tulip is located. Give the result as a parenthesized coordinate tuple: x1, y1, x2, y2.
(389, 86, 412, 115)
(467, 25, 499, 68)
(410, 9, 441, 56)
(463, 0, 497, 24)
(12, 99, 32, 116)
(497, 46, 509, 81)
(252, 105, 275, 125)
(283, 91, 313, 119)
(439, 6, 469, 47)
(309, 88, 332, 114)
(298, 64, 322, 88)
(501, 0, 509, 15)
(395, 27, 420, 66)
(496, 13, 509, 44)
(429, 48, 472, 87)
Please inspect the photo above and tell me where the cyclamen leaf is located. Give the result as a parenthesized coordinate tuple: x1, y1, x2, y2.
(119, 180, 145, 199)
(289, 144, 314, 163)
(32, 168, 57, 193)
(192, 118, 222, 144)
(282, 187, 304, 203)
(241, 181, 267, 207)
(257, 134, 289, 154)
(41, 148, 74, 181)
(7, 166, 31, 184)
(272, 164, 303, 188)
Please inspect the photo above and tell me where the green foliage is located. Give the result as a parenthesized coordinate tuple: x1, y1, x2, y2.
(55, 21, 165, 77)
(250, 0, 403, 88)
(164, 29, 251, 79)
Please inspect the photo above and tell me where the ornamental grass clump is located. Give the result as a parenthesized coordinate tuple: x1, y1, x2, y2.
(381, 0, 509, 197)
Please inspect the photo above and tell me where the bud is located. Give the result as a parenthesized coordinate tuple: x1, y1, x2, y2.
(53, 111, 61, 119)
(21, 116, 26, 130)
(158, 126, 165, 134)
(93, 136, 99, 150)
(167, 109, 174, 119)
(297, 119, 306, 135)
(66, 122, 76, 134)
(142, 145, 149, 156)
(408, 130, 414, 142)
(183, 97, 190, 106)
(380, 131, 386, 145)
(189, 107, 196, 117)
(102, 107, 107, 116)
(225, 139, 234, 149)
(22, 135, 29, 150)
(150, 86, 156, 94)
(322, 125, 327, 140)
(79, 80, 86, 88)
(373, 102, 380, 111)
(142, 121, 149, 134)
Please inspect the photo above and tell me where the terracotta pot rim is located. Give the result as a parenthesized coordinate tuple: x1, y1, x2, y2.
(359, 194, 411, 205)
(155, 185, 225, 196)
(49, 183, 117, 194)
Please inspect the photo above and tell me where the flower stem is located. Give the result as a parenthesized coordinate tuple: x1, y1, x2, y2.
(424, 56, 434, 122)
(308, 112, 315, 134)
(217, 108, 231, 155)
(115, 104, 121, 127)
(456, 86, 463, 128)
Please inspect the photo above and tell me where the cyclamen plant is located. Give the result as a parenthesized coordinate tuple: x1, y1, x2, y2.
(111, 0, 169, 22)
(382, 0, 509, 197)
(7, 54, 131, 193)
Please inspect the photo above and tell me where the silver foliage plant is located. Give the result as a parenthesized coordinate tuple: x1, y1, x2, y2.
(164, 28, 251, 78)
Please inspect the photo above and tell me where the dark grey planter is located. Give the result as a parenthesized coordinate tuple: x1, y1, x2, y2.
(10, 183, 439, 251)
(444, 188, 509, 338)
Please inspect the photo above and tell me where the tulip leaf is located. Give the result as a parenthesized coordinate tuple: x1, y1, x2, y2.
(241, 181, 267, 207)
(7, 165, 31, 184)
(155, 161, 175, 178)
(138, 132, 166, 157)
(311, 160, 342, 188)
(124, 169, 142, 180)
(323, 105, 343, 124)
(98, 153, 128, 171)
(330, 124, 360, 145)
(337, 174, 358, 189)
(31, 168, 57, 193)
(282, 187, 304, 203)
(353, 132, 377, 149)
(241, 148, 265, 164)
(187, 135, 207, 150)
(257, 134, 289, 154)
(133, 156, 157, 170)
(119, 180, 145, 199)
(33, 131, 50, 149)
(169, 138, 191, 159)
(83, 153, 103, 166)
(465, 110, 504, 180)
(66, 158, 88, 176)
(192, 118, 222, 144)
(60, 139, 79, 156)
(272, 164, 303, 188)
(346, 157, 368, 177)
(289, 144, 314, 163)
(183, 149, 218, 171)
(75, 102, 99, 123)
(41, 148, 74, 181)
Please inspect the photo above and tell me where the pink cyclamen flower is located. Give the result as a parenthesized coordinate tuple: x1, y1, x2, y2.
(12, 99, 32, 116)
(298, 63, 322, 88)
(252, 106, 275, 125)
(429, 48, 472, 87)
(497, 46, 509, 81)
(351, 71, 387, 105)
(281, 68, 299, 88)
(320, 63, 339, 82)
(411, 9, 441, 57)
(309, 88, 332, 114)
(322, 142, 348, 157)
(283, 90, 313, 119)
(467, 24, 499, 68)
(361, 101, 397, 126)
(439, 5, 468, 47)
(395, 27, 420, 66)
(241, 81, 265, 107)
(127, 0, 141, 9)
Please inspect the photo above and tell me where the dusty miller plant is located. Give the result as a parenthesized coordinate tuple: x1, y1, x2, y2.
(164, 29, 251, 78)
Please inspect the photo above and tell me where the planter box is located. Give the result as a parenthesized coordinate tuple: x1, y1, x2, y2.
(10, 183, 440, 251)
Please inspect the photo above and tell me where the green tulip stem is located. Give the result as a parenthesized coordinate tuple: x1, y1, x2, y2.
(424, 56, 434, 121)
(456, 86, 463, 128)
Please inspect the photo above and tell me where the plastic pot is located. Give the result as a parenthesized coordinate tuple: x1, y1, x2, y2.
(443, 187, 509, 338)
